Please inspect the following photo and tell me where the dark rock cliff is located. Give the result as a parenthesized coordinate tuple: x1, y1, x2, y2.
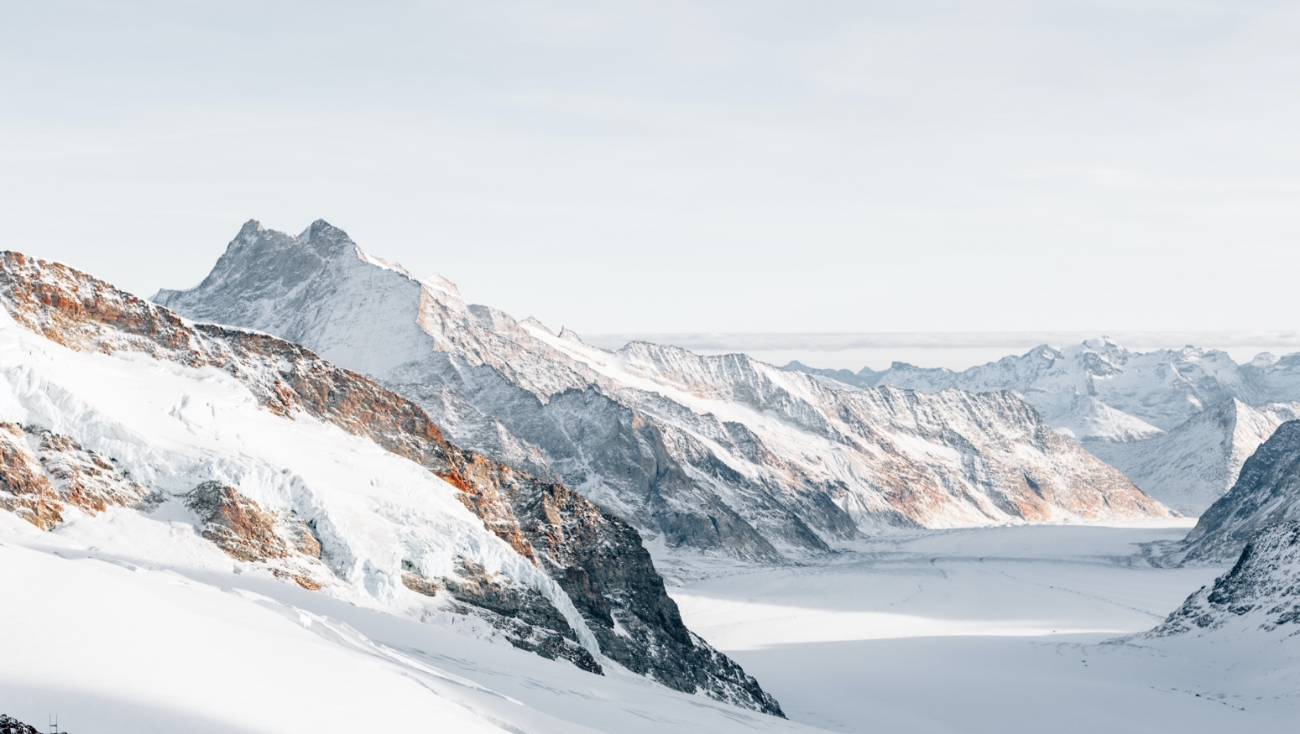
(1181, 421, 1300, 564)
(1151, 520, 1300, 637)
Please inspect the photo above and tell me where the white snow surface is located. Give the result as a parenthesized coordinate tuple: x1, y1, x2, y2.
(668, 523, 1299, 734)
(0, 513, 815, 734)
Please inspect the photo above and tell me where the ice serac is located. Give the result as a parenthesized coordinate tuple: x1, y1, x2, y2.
(793, 339, 1300, 513)
(1179, 421, 1300, 564)
(156, 221, 1171, 563)
(0, 250, 782, 716)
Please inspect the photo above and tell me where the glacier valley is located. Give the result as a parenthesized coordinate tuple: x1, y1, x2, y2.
(3, 224, 1300, 733)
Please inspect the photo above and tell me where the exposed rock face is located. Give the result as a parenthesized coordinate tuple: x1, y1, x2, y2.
(1180, 421, 1300, 564)
(155, 221, 1171, 562)
(0, 715, 38, 734)
(0, 250, 781, 715)
(0, 422, 147, 529)
(184, 481, 325, 590)
(427, 558, 602, 674)
(1149, 521, 1300, 638)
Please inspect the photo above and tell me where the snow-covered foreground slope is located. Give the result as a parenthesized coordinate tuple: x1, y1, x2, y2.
(0, 515, 817, 734)
(155, 221, 1170, 562)
(792, 339, 1300, 514)
(0, 251, 780, 715)
(670, 523, 1299, 734)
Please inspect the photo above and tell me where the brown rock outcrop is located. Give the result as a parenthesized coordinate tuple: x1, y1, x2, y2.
(184, 481, 323, 589)
(0, 422, 146, 529)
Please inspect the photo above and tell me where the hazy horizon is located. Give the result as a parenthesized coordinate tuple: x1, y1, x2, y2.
(4, 2, 1299, 337)
(580, 330, 1300, 371)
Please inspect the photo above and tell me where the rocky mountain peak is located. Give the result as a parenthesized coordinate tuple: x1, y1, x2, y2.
(297, 219, 365, 260)
(158, 221, 1172, 564)
(1179, 420, 1300, 563)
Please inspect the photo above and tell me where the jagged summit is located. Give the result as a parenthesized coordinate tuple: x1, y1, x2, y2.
(157, 221, 1171, 564)
(155, 221, 432, 377)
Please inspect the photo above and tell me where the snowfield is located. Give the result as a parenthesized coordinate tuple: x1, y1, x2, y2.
(670, 523, 1300, 734)
(0, 513, 815, 734)
(11, 518, 1294, 734)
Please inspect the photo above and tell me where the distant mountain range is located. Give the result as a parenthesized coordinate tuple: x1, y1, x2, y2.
(153, 220, 1169, 564)
(790, 340, 1300, 514)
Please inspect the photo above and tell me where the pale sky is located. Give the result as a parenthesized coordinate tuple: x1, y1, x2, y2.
(3, 1, 1299, 335)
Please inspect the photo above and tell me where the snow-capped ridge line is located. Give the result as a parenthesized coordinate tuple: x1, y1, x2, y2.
(157, 220, 1173, 568)
(0, 248, 784, 716)
(789, 338, 1300, 513)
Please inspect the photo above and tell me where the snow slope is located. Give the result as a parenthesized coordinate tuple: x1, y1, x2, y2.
(0, 514, 819, 734)
(155, 221, 1171, 562)
(1152, 520, 1300, 640)
(0, 250, 779, 715)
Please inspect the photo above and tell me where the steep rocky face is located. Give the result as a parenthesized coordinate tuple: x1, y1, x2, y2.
(156, 221, 1171, 562)
(0, 250, 781, 716)
(1180, 421, 1300, 564)
(1084, 400, 1300, 515)
(1149, 521, 1300, 638)
(0, 422, 148, 529)
(405, 557, 603, 674)
(184, 481, 327, 590)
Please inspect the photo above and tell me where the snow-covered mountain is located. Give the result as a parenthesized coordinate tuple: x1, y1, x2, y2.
(791, 339, 1300, 514)
(0, 250, 780, 715)
(1084, 400, 1300, 516)
(154, 221, 1170, 561)
(1179, 420, 1300, 564)
(1146, 520, 1300, 654)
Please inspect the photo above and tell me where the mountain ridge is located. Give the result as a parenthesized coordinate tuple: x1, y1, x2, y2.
(1, 248, 782, 715)
(155, 220, 1172, 563)
(790, 339, 1300, 513)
